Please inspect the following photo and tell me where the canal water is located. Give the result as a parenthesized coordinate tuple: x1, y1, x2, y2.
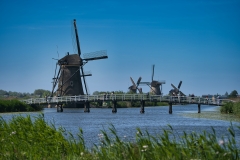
(1, 105, 240, 148)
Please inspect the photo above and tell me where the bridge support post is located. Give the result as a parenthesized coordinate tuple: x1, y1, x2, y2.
(198, 103, 201, 113)
(112, 101, 117, 113)
(84, 101, 90, 113)
(169, 102, 172, 114)
(140, 100, 145, 114)
(57, 104, 63, 112)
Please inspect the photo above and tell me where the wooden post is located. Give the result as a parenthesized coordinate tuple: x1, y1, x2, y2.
(57, 104, 59, 112)
(169, 102, 172, 114)
(84, 101, 90, 113)
(140, 100, 145, 114)
(57, 104, 63, 112)
(60, 104, 63, 112)
(112, 100, 117, 113)
(198, 103, 201, 113)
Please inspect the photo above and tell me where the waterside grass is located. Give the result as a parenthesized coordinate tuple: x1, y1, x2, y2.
(0, 114, 239, 159)
(0, 99, 42, 113)
(221, 102, 240, 117)
(181, 102, 240, 122)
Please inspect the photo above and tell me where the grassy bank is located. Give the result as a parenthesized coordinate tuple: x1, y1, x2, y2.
(221, 102, 240, 117)
(0, 99, 42, 112)
(0, 114, 239, 159)
(181, 102, 240, 122)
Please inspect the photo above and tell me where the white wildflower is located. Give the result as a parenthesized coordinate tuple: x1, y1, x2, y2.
(143, 145, 148, 149)
(218, 140, 224, 145)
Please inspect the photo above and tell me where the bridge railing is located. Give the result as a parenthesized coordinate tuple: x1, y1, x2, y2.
(20, 94, 234, 106)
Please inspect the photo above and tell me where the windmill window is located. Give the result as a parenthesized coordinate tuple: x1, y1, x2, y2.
(70, 81, 74, 86)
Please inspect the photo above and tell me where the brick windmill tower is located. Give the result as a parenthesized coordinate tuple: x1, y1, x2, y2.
(51, 19, 108, 97)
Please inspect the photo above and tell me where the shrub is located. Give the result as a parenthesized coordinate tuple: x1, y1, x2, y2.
(233, 102, 240, 117)
(0, 99, 42, 113)
(221, 101, 234, 114)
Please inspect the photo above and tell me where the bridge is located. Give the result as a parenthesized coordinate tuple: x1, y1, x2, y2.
(21, 94, 233, 114)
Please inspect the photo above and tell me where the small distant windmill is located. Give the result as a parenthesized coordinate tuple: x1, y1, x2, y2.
(140, 65, 165, 95)
(51, 19, 108, 97)
(128, 77, 142, 93)
(169, 81, 186, 96)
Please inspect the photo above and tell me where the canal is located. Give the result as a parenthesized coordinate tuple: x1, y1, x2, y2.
(1, 104, 240, 148)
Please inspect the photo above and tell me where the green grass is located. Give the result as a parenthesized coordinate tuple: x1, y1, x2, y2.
(0, 114, 239, 159)
(181, 102, 240, 122)
(221, 102, 240, 117)
(0, 99, 42, 113)
(181, 110, 240, 122)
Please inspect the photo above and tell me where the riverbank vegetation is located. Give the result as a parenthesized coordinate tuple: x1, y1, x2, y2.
(0, 114, 239, 159)
(0, 89, 51, 99)
(0, 99, 42, 112)
(221, 101, 240, 117)
(181, 101, 240, 122)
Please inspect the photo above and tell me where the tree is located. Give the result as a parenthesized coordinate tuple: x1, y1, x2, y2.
(229, 90, 238, 98)
(92, 91, 100, 95)
(225, 92, 229, 97)
(34, 89, 51, 98)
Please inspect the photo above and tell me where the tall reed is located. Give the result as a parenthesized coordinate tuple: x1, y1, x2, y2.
(0, 114, 239, 159)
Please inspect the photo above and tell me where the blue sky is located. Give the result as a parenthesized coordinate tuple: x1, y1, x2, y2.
(0, 0, 239, 96)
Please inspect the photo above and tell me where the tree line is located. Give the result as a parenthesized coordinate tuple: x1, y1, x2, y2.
(0, 89, 238, 99)
(0, 89, 51, 99)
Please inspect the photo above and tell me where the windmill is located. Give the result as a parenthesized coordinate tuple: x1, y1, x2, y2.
(169, 81, 186, 96)
(140, 65, 165, 95)
(128, 77, 142, 93)
(51, 19, 108, 97)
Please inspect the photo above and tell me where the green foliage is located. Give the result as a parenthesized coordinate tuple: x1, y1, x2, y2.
(229, 90, 238, 98)
(92, 91, 100, 95)
(221, 102, 240, 117)
(93, 124, 240, 160)
(93, 90, 125, 95)
(0, 89, 31, 99)
(221, 102, 234, 114)
(225, 92, 229, 97)
(0, 114, 88, 159)
(0, 89, 52, 99)
(0, 115, 239, 159)
(34, 89, 51, 98)
(0, 99, 42, 112)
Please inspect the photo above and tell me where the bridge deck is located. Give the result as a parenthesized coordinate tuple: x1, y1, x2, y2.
(21, 94, 233, 106)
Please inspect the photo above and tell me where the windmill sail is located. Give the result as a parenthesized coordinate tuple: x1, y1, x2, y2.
(51, 19, 108, 98)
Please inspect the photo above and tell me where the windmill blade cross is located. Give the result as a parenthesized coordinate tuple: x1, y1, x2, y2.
(73, 19, 81, 56)
(171, 83, 178, 91)
(179, 91, 186, 96)
(130, 77, 137, 87)
(178, 81, 182, 89)
(140, 82, 151, 85)
(83, 50, 108, 61)
(136, 77, 142, 93)
(136, 77, 142, 86)
(152, 64, 155, 81)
